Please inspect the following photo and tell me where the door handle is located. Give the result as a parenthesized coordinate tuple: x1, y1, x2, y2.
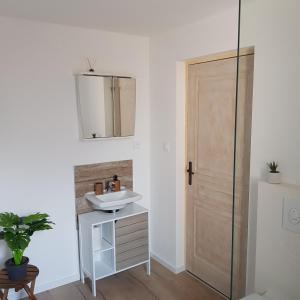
(187, 161, 195, 185)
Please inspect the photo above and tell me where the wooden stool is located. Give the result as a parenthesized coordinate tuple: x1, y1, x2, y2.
(0, 265, 39, 300)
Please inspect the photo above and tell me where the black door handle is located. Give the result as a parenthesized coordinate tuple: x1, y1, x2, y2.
(187, 161, 195, 185)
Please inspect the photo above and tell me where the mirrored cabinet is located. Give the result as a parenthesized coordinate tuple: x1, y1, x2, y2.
(75, 74, 136, 139)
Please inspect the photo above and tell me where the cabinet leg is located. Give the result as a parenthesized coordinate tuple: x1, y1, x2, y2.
(81, 270, 85, 284)
(92, 279, 96, 297)
(146, 261, 151, 275)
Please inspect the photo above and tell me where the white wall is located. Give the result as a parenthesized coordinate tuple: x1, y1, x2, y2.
(255, 182, 300, 300)
(150, 7, 239, 271)
(0, 17, 150, 296)
(240, 0, 300, 294)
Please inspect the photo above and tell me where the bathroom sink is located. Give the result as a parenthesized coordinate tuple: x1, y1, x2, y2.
(85, 190, 142, 211)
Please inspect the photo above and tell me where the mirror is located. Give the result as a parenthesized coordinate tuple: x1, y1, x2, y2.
(76, 74, 136, 139)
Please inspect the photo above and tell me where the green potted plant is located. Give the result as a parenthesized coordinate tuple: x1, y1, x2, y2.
(267, 161, 281, 184)
(0, 212, 53, 280)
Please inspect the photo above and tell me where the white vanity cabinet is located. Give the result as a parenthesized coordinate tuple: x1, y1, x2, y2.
(78, 203, 150, 297)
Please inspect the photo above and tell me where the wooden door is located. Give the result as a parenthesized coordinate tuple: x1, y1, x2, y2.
(186, 53, 254, 297)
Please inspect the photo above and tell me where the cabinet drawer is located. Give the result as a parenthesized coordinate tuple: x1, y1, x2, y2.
(116, 229, 148, 245)
(115, 213, 148, 228)
(116, 253, 149, 271)
(116, 245, 148, 262)
(116, 221, 148, 237)
(116, 238, 148, 255)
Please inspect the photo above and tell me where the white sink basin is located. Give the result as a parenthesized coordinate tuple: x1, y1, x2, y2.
(85, 190, 142, 211)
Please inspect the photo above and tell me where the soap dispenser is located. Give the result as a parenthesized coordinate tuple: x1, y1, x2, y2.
(113, 175, 121, 192)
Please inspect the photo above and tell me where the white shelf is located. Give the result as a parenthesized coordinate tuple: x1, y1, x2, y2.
(95, 260, 115, 280)
(94, 239, 113, 252)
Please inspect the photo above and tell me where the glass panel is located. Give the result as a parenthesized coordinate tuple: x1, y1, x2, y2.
(231, 1, 255, 299)
(232, 1, 300, 299)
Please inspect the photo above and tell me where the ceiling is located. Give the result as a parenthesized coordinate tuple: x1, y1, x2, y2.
(0, 0, 237, 36)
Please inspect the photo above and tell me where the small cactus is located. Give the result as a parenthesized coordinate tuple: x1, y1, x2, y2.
(267, 161, 279, 173)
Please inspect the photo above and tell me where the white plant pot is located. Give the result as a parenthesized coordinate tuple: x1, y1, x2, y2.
(267, 172, 281, 184)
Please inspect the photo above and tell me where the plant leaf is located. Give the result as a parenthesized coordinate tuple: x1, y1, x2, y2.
(0, 213, 19, 228)
(4, 231, 30, 251)
(23, 213, 49, 225)
(26, 220, 53, 235)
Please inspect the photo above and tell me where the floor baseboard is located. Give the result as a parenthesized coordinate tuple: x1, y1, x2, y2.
(151, 252, 185, 274)
(8, 273, 80, 299)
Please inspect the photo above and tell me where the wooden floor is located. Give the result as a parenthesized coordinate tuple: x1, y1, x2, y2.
(34, 260, 225, 300)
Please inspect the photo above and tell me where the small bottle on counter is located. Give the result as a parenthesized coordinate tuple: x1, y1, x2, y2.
(94, 182, 103, 195)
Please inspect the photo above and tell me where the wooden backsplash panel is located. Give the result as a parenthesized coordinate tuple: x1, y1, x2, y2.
(74, 160, 133, 214)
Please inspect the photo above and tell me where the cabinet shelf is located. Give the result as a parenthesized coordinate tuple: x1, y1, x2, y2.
(94, 239, 113, 252)
(93, 222, 114, 253)
(95, 260, 115, 280)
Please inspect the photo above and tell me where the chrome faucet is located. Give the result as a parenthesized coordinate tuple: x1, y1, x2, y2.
(105, 180, 114, 193)
(105, 175, 120, 193)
